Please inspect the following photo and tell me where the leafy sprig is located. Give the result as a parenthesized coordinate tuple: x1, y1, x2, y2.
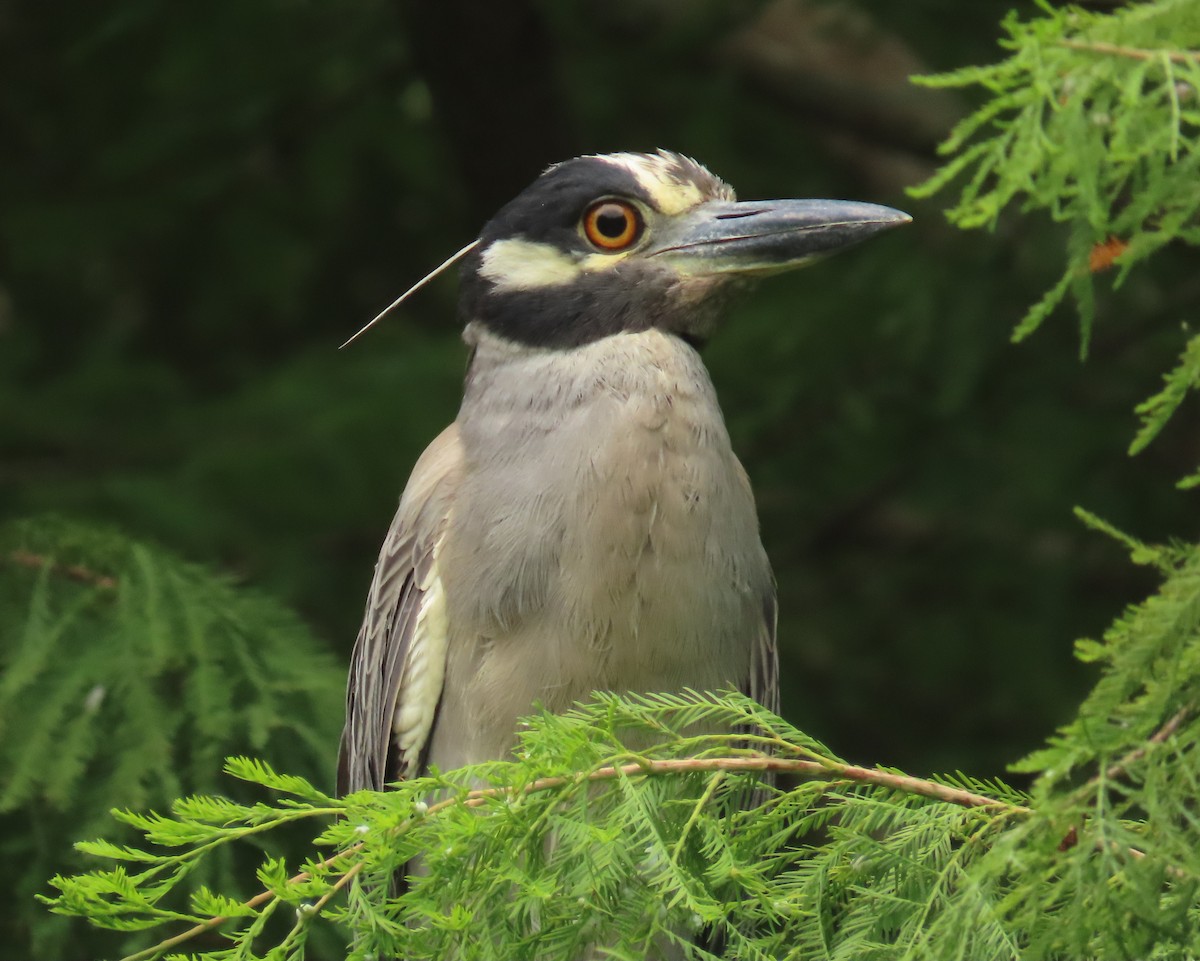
(912, 0, 1200, 346)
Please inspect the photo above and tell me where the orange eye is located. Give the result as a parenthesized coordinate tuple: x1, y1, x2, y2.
(582, 199, 643, 251)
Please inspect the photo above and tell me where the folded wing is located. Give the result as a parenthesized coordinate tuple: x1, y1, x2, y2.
(338, 425, 464, 794)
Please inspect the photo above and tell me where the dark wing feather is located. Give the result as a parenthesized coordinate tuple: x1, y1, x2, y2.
(338, 425, 463, 795)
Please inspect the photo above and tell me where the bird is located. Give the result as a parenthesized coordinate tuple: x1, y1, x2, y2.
(338, 149, 909, 796)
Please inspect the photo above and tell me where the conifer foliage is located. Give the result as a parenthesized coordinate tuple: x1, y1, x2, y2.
(0, 517, 343, 958)
(911, 0, 1200, 354)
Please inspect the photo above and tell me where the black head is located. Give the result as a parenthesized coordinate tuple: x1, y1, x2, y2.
(458, 150, 910, 350)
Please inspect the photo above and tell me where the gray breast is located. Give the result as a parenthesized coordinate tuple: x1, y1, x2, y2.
(428, 325, 772, 769)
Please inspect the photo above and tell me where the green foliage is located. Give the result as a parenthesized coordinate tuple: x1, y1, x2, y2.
(911, 0, 1200, 477)
(0, 517, 343, 958)
(1129, 330, 1200, 486)
(911, 0, 1200, 341)
(46, 592, 1200, 961)
(991, 525, 1200, 961)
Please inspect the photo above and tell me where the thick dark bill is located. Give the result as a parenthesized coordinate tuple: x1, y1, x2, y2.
(646, 198, 911, 276)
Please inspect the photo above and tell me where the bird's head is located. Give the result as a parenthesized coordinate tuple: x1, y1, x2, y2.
(458, 150, 910, 350)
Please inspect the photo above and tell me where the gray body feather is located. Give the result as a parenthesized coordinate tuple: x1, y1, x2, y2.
(340, 324, 777, 792)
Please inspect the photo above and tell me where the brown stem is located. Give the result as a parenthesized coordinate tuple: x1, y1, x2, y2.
(424, 755, 1030, 817)
(119, 856, 365, 961)
(1057, 38, 1200, 64)
(1057, 706, 1193, 859)
(5, 549, 118, 590)
(1093, 704, 1192, 789)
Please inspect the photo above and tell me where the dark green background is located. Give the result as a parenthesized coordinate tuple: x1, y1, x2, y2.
(3, 0, 1194, 793)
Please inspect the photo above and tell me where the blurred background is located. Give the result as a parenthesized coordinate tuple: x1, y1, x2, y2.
(2, 0, 1197, 884)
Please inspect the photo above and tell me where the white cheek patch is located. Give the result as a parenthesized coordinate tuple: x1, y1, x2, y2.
(480, 237, 643, 291)
(479, 238, 582, 291)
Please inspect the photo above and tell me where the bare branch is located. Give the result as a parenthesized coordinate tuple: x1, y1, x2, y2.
(5, 549, 117, 590)
(1057, 38, 1200, 64)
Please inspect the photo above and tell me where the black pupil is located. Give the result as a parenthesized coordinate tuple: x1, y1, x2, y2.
(595, 206, 629, 238)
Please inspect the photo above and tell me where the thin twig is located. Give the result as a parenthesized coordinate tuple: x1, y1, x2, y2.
(426, 755, 1030, 816)
(1057, 38, 1200, 65)
(671, 771, 726, 867)
(1057, 706, 1193, 866)
(5, 549, 118, 590)
(311, 859, 364, 912)
(1109, 841, 1190, 881)
(1089, 704, 1192, 789)
(275, 860, 366, 955)
(117, 852, 361, 961)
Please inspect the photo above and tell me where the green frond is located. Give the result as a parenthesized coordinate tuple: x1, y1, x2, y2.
(223, 757, 335, 805)
(1010, 267, 1072, 343)
(1129, 332, 1200, 462)
(0, 515, 344, 957)
(911, 0, 1200, 372)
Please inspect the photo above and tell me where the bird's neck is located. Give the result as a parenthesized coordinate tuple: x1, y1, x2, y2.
(458, 322, 721, 432)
